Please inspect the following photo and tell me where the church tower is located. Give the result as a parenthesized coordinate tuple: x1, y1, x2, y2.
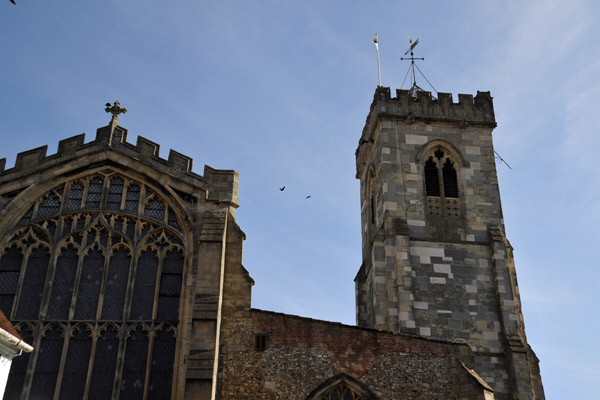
(355, 87, 544, 399)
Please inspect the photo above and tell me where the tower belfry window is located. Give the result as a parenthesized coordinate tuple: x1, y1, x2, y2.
(424, 148, 460, 216)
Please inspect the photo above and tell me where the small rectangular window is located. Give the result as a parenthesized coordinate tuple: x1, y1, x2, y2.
(255, 334, 267, 352)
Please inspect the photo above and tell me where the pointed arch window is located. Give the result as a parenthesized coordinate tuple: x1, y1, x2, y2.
(424, 147, 460, 217)
(1, 171, 184, 399)
(306, 374, 378, 400)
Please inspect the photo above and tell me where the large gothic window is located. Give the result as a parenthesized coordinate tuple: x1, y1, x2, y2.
(424, 147, 460, 217)
(1, 171, 184, 400)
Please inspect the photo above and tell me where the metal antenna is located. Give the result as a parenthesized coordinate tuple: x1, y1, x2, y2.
(400, 39, 438, 96)
(373, 33, 382, 86)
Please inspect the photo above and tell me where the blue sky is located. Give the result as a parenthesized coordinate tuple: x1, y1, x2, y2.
(1, 1, 599, 398)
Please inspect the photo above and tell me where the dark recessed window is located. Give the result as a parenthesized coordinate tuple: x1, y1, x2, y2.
(255, 334, 268, 352)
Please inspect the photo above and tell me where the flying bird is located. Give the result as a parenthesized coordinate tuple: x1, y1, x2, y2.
(10, 0, 16, 4)
(305, 195, 311, 199)
(279, 186, 285, 191)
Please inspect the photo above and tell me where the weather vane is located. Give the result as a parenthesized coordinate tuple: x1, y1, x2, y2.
(105, 101, 127, 125)
(373, 33, 382, 86)
(400, 39, 438, 96)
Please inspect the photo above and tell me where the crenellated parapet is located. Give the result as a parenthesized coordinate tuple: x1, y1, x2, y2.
(356, 86, 496, 177)
(358, 86, 496, 147)
(0, 124, 239, 206)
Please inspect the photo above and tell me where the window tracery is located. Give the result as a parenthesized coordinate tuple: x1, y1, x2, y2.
(423, 147, 460, 217)
(1, 171, 183, 399)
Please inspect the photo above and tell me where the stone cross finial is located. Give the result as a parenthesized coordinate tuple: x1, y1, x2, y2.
(105, 101, 127, 125)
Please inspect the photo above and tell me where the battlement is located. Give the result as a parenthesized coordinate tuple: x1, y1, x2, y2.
(360, 87, 496, 144)
(0, 124, 239, 206)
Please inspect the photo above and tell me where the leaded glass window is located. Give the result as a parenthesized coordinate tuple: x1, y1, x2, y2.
(47, 245, 78, 320)
(0, 245, 22, 314)
(120, 325, 149, 399)
(148, 326, 176, 399)
(106, 176, 124, 210)
(88, 325, 119, 400)
(30, 324, 64, 398)
(100, 246, 131, 321)
(15, 246, 50, 320)
(1, 171, 184, 400)
(59, 325, 92, 399)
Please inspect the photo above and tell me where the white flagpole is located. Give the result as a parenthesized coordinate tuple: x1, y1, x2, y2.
(373, 33, 381, 86)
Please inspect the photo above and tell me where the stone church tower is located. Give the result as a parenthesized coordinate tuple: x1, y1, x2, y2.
(354, 87, 544, 399)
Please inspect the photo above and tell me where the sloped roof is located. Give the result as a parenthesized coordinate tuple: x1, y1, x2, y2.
(0, 309, 21, 340)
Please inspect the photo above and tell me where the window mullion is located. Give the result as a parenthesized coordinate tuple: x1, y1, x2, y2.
(68, 249, 84, 321)
(142, 326, 156, 400)
(51, 323, 70, 400)
(95, 247, 111, 321)
(437, 160, 446, 216)
(152, 252, 164, 321)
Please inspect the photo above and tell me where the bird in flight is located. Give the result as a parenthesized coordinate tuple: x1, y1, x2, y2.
(9, 0, 16, 4)
(306, 195, 311, 199)
(279, 186, 285, 191)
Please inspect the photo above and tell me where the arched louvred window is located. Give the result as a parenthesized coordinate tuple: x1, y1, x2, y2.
(124, 184, 140, 213)
(15, 246, 50, 320)
(73, 247, 105, 320)
(130, 249, 159, 321)
(37, 191, 61, 219)
(100, 246, 131, 321)
(59, 325, 92, 399)
(47, 245, 79, 320)
(0, 245, 23, 315)
(442, 158, 459, 198)
(30, 324, 64, 399)
(67, 181, 84, 210)
(85, 177, 104, 209)
(120, 325, 150, 399)
(106, 176, 124, 210)
(423, 147, 461, 216)
(157, 248, 184, 321)
(4, 324, 33, 399)
(148, 326, 176, 399)
(88, 325, 119, 400)
(424, 157, 441, 197)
